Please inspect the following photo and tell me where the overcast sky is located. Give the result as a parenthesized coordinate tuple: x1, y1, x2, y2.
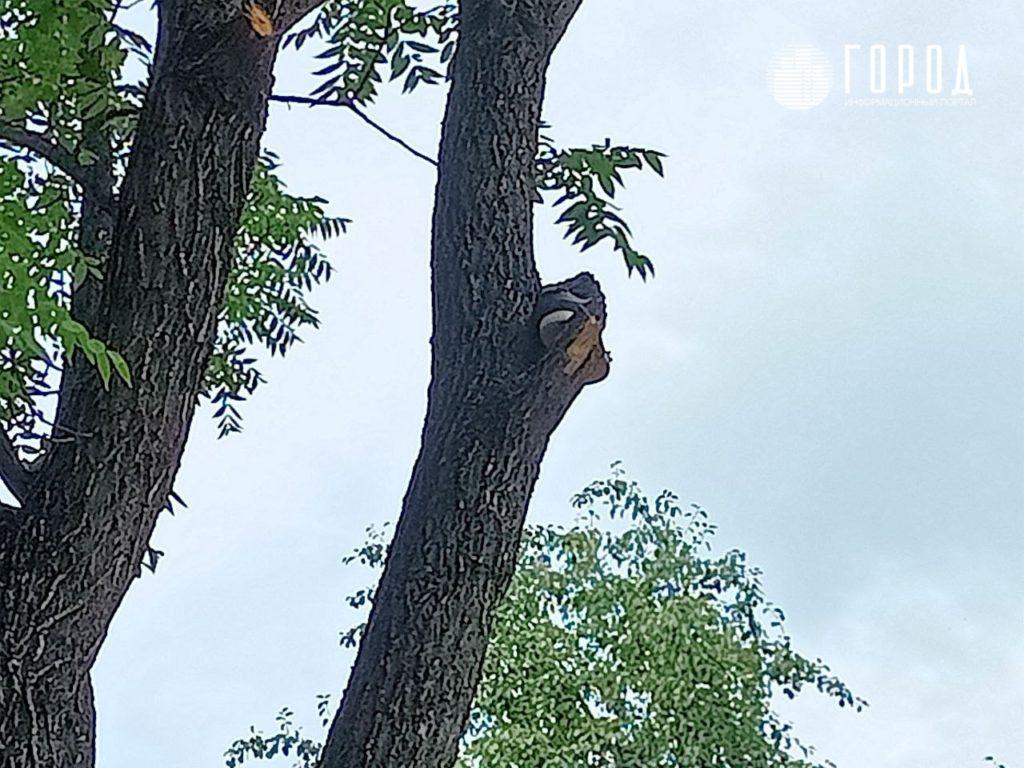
(91, 1, 1022, 766)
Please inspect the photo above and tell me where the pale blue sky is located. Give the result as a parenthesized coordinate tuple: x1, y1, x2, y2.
(91, 1, 1023, 766)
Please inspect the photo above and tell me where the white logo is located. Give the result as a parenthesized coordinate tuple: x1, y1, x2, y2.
(766, 45, 833, 111)
(843, 44, 973, 106)
(767, 43, 974, 110)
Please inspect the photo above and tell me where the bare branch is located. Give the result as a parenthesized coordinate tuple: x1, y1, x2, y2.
(269, 94, 438, 167)
(0, 124, 117, 212)
(0, 431, 30, 505)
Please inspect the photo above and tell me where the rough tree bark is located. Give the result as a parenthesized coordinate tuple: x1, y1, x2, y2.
(0, 2, 319, 765)
(1, 0, 607, 765)
(318, 2, 607, 767)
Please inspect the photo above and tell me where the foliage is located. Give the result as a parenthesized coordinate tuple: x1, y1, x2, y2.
(290, 1, 665, 275)
(225, 702, 332, 768)
(0, 158, 111, 449)
(0, 0, 344, 448)
(0, 0, 139, 454)
(289, 0, 458, 104)
(538, 135, 664, 278)
(0, 0, 137, 137)
(462, 466, 863, 767)
(207, 155, 348, 437)
(0, 0, 665, 449)
(228, 467, 863, 767)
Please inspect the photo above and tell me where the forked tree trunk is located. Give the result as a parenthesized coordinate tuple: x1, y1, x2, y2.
(318, 2, 608, 767)
(1, 0, 608, 766)
(0, 3, 293, 764)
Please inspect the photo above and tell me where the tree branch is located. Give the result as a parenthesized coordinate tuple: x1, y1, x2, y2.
(269, 95, 438, 167)
(316, 3, 598, 768)
(0, 431, 30, 505)
(0, 124, 116, 212)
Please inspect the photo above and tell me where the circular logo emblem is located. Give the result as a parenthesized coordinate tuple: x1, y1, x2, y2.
(767, 45, 832, 110)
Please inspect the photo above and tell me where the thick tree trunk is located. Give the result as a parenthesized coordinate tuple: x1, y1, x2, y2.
(0, 3, 288, 764)
(318, 2, 605, 767)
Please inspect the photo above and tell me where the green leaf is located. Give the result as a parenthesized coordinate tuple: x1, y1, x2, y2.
(642, 150, 665, 176)
(108, 349, 131, 385)
(96, 350, 111, 387)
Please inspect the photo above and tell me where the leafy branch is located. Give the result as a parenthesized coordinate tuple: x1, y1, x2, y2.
(538, 136, 665, 279)
(286, 3, 667, 278)
(289, 0, 457, 106)
(224, 707, 325, 768)
(203, 155, 349, 438)
(0, 123, 115, 209)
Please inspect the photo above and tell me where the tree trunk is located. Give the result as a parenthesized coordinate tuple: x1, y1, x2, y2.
(0, 3, 287, 764)
(318, 2, 606, 767)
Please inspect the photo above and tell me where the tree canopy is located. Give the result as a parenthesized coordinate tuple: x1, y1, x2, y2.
(226, 467, 865, 768)
(0, 0, 664, 456)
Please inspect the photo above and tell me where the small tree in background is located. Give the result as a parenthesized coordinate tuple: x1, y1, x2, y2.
(228, 466, 865, 768)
